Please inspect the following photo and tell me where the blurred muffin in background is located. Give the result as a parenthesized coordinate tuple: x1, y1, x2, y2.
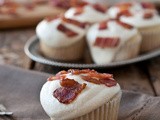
(86, 19, 142, 64)
(36, 16, 88, 62)
(108, 2, 160, 52)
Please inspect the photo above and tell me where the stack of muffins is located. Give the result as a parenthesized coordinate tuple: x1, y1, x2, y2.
(36, 1, 160, 64)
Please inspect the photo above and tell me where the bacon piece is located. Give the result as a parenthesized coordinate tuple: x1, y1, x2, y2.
(94, 37, 120, 48)
(56, 70, 68, 76)
(116, 2, 132, 8)
(60, 78, 79, 87)
(53, 79, 86, 104)
(62, 17, 87, 29)
(99, 21, 108, 30)
(71, 0, 88, 7)
(69, 69, 96, 75)
(143, 12, 153, 19)
(99, 78, 117, 87)
(47, 76, 60, 81)
(141, 2, 155, 9)
(74, 7, 84, 16)
(57, 24, 78, 37)
(117, 10, 132, 18)
(45, 16, 59, 22)
(81, 75, 101, 84)
(116, 20, 133, 29)
(79, 71, 116, 87)
(92, 4, 107, 13)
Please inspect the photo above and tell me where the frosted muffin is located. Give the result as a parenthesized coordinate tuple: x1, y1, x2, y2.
(108, 2, 160, 52)
(86, 19, 142, 64)
(40, 69, 121, 120)
(36, 16, 88, 61)
(65, 3, 109, 24)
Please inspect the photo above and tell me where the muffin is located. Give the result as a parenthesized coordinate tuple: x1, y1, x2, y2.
(108, 2, 160, 52)
(36, 16, 88, 61)
(86, 19, 142, 64)
(64, 3, 109, 24)
(40, 69, 121, 120)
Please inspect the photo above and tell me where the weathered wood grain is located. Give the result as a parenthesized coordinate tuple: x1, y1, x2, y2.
(103, 65, 154, 95)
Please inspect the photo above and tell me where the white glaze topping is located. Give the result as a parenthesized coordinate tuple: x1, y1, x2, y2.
(108, 2, 160, 28)
(36, 18, 86, 47)
(86, 20, 138, 64)
(65, 5, 109, 23)
(40, 73, 120, 120)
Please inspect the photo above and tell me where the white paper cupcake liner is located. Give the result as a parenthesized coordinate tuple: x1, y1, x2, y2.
(114, 33, 142, 62)
(40, 38, 86, 62)
(71, 91, 122, 120)
(139, 25, 160, 53)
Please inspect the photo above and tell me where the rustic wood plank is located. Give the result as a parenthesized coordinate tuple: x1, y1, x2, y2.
(102, 65, 154, 95)
(147, 57, 160, 96)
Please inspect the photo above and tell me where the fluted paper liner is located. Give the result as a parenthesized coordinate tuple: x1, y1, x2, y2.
(51, 91, 122, 120)
(40, 38, 85, 62)
(114, 33, 142, 62)
(139, 25, 160, 53)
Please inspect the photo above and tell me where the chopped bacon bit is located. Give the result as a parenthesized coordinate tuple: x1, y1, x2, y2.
(99, 78, 117, 87)
(47, 76, 60, 81)
(116, 20, 133, 29)
(81, 75, 101, 84)
(94, 37, 120, 48)
(99, 21, 108, 30)
(45, 16, 59, 22)
(60, 78, 79, 87)
(57, 24, 78, 37)
(117, 10, 132, 18)
(141, 2, 155, 9)
(116, 2, 133, 8)
(56, 70, 68, 76)
(143, 12, 153, 19)
(69, 69, 96, 75)
(62, 17, 87, 29)
(74, 7, 84, 16)
(54, 79, 86, 104)
(71, 0, 88, 7)
(92, 4, 107, 13)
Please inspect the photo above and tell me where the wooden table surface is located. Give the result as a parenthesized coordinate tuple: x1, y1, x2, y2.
(0, 28, 160, 97)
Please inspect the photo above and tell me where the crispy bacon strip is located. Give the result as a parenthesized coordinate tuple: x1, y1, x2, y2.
(57, 24, 78, 37)
(53, 78, 86, 104)
(74, 7, 84, 16)
(62, 17, 87, 29)
(60, 78, 79, 87)
(143, 12, 153, 19)
(116, 2, 132, 8)
(116, 20, 133, 29)
(117, 10, 132, 18)
(141, 2, 155, 9)
(99, 78, 117, 87)
(69, 69, 96, 75)
(92, 4, 107, 13)
(94, 37, 120, 48)
(71, 0, 88, 7)
(99, 21, 108, 30)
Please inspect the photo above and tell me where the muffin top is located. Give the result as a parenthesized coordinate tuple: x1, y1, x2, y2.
(108, 2, 160, 28)
(36, 16, 88, 47)
(40, 69, 120, 120)
(64, 3, 109, 24)
(86, 19, 138, 64)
